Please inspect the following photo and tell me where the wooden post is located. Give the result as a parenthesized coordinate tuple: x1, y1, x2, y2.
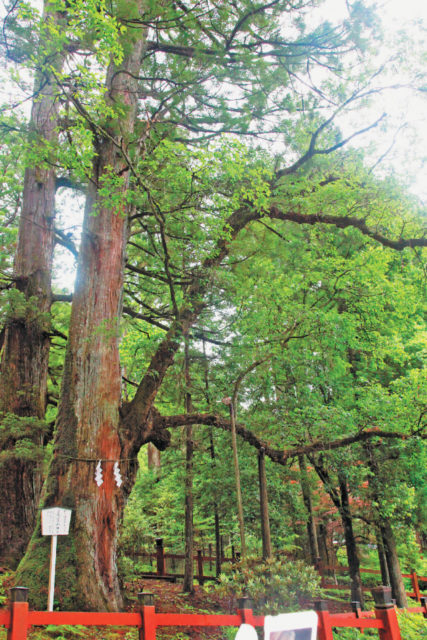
(410, 568, 421, 601)
(197, 549, 204, 585)
(315, 557, 325, 587)
(208, 543, 213, 571)
(314, 600, 333, 640)
(139, 592, 156, 640)
(237, 596, 255, 626)
(372, 586, 402, 640)
(47, 534, 58, 612)
(156, 538, 165, 576)
(7, 588, 29, 640)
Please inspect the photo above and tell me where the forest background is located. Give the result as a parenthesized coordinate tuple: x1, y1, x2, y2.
(0, 0, 426, 617)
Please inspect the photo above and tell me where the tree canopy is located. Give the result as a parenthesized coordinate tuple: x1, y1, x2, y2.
(0, 0, 426, 612)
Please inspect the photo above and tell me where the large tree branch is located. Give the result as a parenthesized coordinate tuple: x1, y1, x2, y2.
(152, 411, 425, 464)
(119, 205, 253, 439)
(267, 207, 427, 250)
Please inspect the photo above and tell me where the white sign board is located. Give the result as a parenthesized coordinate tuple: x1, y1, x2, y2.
(264, 611, 318, 640)
(41, 508, 72, 536)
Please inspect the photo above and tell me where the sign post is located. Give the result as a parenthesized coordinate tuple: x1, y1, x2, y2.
(41, 507, 72, 611)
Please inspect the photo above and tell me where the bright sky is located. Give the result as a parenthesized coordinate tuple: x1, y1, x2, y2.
(315, 0, 427, 200)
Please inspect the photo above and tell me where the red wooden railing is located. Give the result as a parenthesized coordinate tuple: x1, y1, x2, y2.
(315, 560, 427, 602)
(1, 587, 426, 640)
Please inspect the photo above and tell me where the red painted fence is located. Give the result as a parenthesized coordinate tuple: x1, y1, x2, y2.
(316, 560, 427, 602)
(1, 587, 426, 640)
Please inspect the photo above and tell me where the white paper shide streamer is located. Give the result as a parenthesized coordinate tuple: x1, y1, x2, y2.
(113, 461, 123, 487)
(95, 460, 104, 486)
(94, 460, 124, 487)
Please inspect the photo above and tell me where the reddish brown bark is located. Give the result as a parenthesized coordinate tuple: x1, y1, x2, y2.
(0, 6, 64, 564)
(17, 7, 147, 609)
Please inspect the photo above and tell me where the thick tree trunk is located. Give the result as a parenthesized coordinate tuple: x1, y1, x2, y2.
(16, 10, 147, 610)
(0, 5, 64, 565)
(298, 454, 319, 564)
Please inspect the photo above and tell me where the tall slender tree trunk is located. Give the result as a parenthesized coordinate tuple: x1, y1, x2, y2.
(380, 521, 407, 607)
(224, 399, 246, 557)
(376, 531, 390, 586)
(17, 8, 147, 610)
(208, 428, 222, 577)
(0, 5, 65, 565)
(311, 457, 364, 607)
(298, 454, 319, 564)
(203, 340, 222, 577)
(258, 447, 272, 560)
(337, 472, 364, 608)
(365, 445, 407, 608)
(183, 337, 194, 593)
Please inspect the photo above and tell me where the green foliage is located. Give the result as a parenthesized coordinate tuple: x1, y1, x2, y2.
(0, 289, 51, 332)
(0, 413, 48, 463)
(215, 555, 321, 614)
(333, 611, 427, 639)
(396, 611, 427, 639)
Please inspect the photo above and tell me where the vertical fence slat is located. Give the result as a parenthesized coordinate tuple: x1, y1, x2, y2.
(237, 597, 255, 626)
(372, 586, 402, 640)
(410, 569, 421, 602)
(314, 600, 333, 640)
(139, 592, 156, 640)
(7, 588, 29, 640)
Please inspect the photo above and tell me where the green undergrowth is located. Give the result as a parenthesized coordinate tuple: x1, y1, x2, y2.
(332, 611, 427, 639)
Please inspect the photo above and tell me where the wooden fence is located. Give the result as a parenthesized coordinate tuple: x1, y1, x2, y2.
(1, 587, 426, 640)
(127, 537, 236, 584)
(126, 541, 427, 601)
(316, 561, 427, 602)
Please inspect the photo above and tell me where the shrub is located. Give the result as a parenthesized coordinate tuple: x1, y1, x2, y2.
(215, 554, 321, 614)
